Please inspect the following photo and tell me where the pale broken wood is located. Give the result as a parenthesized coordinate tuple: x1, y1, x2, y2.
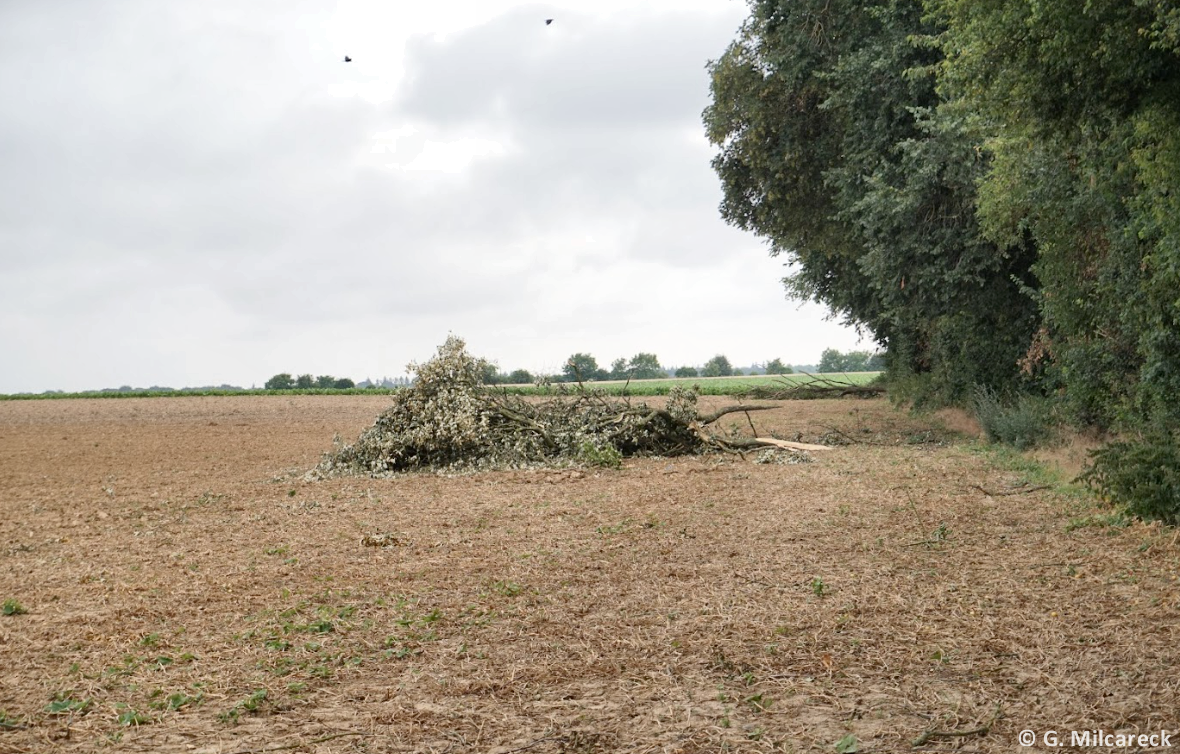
(755, 438, 830, 450)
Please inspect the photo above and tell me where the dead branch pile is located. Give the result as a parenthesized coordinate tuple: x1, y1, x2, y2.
(319, 337, 815, 476)
(740, 374, 886, 400)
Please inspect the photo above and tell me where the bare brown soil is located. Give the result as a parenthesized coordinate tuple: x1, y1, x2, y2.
(0, 396, 1176, 753)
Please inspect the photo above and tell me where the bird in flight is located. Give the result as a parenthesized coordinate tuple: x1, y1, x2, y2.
(545, 19, 553, 25)
(343, 55, 352, 62)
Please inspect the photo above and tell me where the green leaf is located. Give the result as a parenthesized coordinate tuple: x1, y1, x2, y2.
(835, 733, 859, 753)
(46, 698, 90, 715)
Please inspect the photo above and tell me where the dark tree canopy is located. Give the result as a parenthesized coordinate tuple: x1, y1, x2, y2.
(265, 373, 294, 390)
(702, 355, 734, 378)
(933, 0, 1180, 434)
(609, 358, 630, 381)
(764, 358, 792, 375)
(563, 353, 601, 382)
(508, 369, 534, 385)
(704, 0, 1038, 404)
(627, 353, 664, 380)
(707, 0, 1180, 518)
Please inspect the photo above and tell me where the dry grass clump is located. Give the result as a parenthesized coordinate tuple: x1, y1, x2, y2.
(319, 336, 706, 476)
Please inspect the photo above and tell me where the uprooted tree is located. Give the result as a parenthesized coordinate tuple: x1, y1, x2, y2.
(318, 336, 824, 476)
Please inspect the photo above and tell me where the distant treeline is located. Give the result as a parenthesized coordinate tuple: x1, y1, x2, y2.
(481, 348, 881, 385)
(4, 348, 882, 399)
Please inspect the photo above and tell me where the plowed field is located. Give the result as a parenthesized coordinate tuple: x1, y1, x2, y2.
(0, 396, 1175, 753)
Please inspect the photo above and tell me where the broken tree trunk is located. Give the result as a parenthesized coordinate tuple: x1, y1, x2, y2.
(740, 374, 885, 400)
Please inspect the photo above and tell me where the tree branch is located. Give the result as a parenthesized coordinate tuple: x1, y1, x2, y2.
(698, 404, 778, 425)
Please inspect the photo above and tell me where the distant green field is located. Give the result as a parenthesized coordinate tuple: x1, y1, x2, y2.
(499, 372, 881, 396)
(0, 373, 882, 401)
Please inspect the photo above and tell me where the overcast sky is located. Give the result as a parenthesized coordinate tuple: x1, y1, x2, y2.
(0, 0, 868, 393)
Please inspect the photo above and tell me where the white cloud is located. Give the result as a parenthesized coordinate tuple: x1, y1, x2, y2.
(0, 0, 870, 394)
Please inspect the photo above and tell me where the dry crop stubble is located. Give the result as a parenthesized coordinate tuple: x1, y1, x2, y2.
(0, 395, 1176, 753)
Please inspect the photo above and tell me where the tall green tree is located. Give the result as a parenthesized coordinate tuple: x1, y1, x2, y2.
(933, 0, 1180, 431)
(929, 0, 1180, 518)
(765, 358, 792, 375)
(609, 358, 630, 381)
(563, 353, 600, 382)
(628, 353, 665, 380)
(843, 351, 870, 372)
(819, 349, 875, 372)
(705, 0, 1039, 403)
(479, 362, 501, 385)
(508, 369, 533, 385)
(702, 355, 734, 378)
(265, 373, 294, 390)
(818, 349, 845, 374)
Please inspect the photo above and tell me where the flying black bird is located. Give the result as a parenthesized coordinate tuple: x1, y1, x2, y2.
(343, 55, 352, 62)
(545, 19, 553, 25)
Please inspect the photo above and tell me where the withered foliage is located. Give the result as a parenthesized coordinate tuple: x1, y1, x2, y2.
(319, 336, 710, 476)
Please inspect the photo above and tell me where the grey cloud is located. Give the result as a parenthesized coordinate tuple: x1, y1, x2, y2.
(384, 7, 746, 266)
(396, 9, 731, 130)
(0, 0, 350, 268)
(2, 1, 742, 286)
(2, 0, 837, 394)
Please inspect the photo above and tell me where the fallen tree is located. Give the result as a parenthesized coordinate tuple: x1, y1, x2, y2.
(740, 374, 886, 401)
(319, 336, 826, 477)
